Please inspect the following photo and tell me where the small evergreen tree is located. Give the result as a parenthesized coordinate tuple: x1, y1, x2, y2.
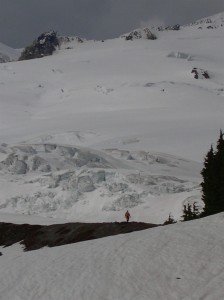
(163, 213, 176, 225)
(201, 130, 224, 216)
(182, 202, 200, 221)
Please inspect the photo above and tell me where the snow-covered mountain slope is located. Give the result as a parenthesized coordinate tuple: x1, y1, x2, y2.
(187, 11, 224, 29)
(1, 213, 224, 300)
(0, 12, 224, 223)
(0, 42, 21, 63)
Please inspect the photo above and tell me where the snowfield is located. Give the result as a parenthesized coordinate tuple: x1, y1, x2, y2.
(0, 11, 224, 300)
(1, 213, 224, 300)
(0, 42, 21, 63)
(1, 13, 224, 223)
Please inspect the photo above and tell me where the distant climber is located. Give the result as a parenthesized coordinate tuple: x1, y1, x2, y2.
(125, 210, 131, 222)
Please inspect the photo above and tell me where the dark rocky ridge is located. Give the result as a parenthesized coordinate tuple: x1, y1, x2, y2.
(0, 221, 159, 252)
(19, 31, 59, 61)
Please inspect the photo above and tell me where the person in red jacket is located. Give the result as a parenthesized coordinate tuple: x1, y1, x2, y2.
(125, 210, 131, 222)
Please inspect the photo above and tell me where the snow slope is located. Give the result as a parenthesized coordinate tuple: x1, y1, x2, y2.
(0, 42, 21, 63)
(187, 11, 224, 29)
(1, 213, 224, 300)
(0, 12, 224, 223)
(0, 12, 224, 300)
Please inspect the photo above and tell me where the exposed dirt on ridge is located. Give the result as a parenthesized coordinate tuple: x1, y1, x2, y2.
(0, 222, 159, 252)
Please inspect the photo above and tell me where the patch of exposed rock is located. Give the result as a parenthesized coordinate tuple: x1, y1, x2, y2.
(19, 31, 59, 60)
(191, 68, 210, 79)
(122, 28, 156, 41)
(188, 13, 224, 29)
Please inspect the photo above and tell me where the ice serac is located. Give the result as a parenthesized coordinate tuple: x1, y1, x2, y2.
(0, 143, 201, 223)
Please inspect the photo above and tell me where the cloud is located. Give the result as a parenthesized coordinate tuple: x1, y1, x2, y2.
(140, 16, 166, 29)
(0, 0, 223, 47)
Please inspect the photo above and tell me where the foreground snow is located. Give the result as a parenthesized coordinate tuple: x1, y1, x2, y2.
(1, 213, 224, 300)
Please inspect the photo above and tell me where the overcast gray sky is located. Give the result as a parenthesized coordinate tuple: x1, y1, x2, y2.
(0, 0, 223, 48)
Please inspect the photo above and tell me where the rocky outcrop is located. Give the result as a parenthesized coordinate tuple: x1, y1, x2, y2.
(58, 36, 85, 50)
(157, 24, 180, 31)
(191, 68, 210, 79)
(19, 31, 59, 61)
(122, 28, 156, 41)
(187, 12, 224, 29)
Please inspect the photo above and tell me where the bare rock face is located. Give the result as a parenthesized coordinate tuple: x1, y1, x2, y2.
(157, 24, 180, 31)
(191, 68, 210, 79)
(19, 31, 59, 61)
(122, 28, 157, 41)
